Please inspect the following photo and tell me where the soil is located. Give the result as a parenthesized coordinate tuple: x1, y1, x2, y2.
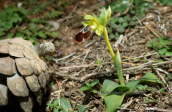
(0, 0, 172, 112)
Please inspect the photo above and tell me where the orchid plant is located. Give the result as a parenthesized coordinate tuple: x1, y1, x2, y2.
(77, 6, 162, 112)
(82, 6, 125, 86)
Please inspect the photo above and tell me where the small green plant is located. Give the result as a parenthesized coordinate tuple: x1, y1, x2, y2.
(96, 60, 102, 67)
(58, 0, 73, 11)
(144, 97, 155, 103)
(50, 81, 54, 86)
(106, 0, 153, 16)
(16, 23, 58, 44)
(147, 37, 172, 56)
(80, 7, 163, 112)
(77, 105, 89, 112)
(107, 14, 138, 37)
(47, 98, 72, 112)
(47, 98, 89, 112)
(0, 6, 26, 37)
(137, 84, 148, 91)
(159, 0, 172, 5)
(160, 88, 165, 94)
(0, 5, 59, 44)
(80, 80, 99, 96)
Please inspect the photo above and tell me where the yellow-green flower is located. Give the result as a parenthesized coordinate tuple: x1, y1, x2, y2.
(82, 6, 111, 36)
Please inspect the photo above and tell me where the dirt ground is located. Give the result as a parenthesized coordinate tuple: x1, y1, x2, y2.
(1, 0, 172, 112)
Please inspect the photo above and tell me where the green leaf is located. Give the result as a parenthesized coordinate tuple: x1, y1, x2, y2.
(23, 29, 32, 36)
(50, 81, 54, 86)
(37, 31, 46, 39)
(111, 24, 118, 29)
(160, 88, 165, 94)
(47, 103, 55, 108)
(0, 11, 7, 22)
(122, 22, 128, 27)
(165, 50, 172, 56)
(115, 49, 125, 85)
(86, 82, 91, 87)
(106, 6, 111, 22)
(31, 18, 46, 23)
(117, 26, 125, 33)
(110, 17, 118, 24)
(102, 79, 119, 98)
(29, 23, 38, 33)
(60, 98, 71, 110)
(118, 17, 124, 23)
(77, 105, 87, 112)
(129, 21, 137, 26)
(84, 15, 95, 20)
(19, 7, 28, 15)
(80, 86, 89, 91)
(116, 86, 130, 92)
(0, 29, 4, 37)
(28, 36, 37, 45)
(96, 60, 101, 64)
(124, 14, 131, 21)
(99, 9, 107, 26)
(54, 108, 60, 112)
(51, 10, 57, 18)
(52, 99, 59, 106)
(126, 72, 162, 92)
(158, 60, 164, 62)
(11, 13, 22, 23)
(16, 32, 25, 37)
(91, 79, 99, 87)
(7, 33, 14, 39)
(110, 34, 115, 39)
(92, 13, 100, 23)
(132, 16, 137, 21)
(147, 37, 172, 56)
(140, 72, 161, 83)
(104, 94, 126, 112)
(92, 90, 98, 93)
(4, 21, 13, 30)
(83, 21, 90, 27)
(46, 31, 58, 38)
(126, 80, 140, 92)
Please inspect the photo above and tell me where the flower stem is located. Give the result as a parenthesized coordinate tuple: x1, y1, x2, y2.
(103, 27, 125, 86)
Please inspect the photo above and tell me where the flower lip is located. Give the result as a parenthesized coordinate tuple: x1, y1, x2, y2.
(74, 26, 92, 43)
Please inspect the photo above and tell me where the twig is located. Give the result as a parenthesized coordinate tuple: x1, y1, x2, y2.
(82, 48, 90, 64)
(124, 0, 133, 14)
(50, 60, 172, 81)
(46, 97, 54, 110)
(59, 61, 140, 69)
(85, 40, 96, 48)
(72, 100, 78, 112)
(124, 60, 172, 71)
(73, 68, 85, 77)
(143, 22, 163, 37)
(145, 107, 172, 112)
(155, 69, 167, 85)
(50, 89, 64, 96)
(144, 94, 154, 100)
(90, 95, 105, 108)
(67, 53, 86, 63)
(56, 5, 77, 23)
(126, 29, 139, 37)
(53, 52, 76, 63)
(154, 68, 169, 75)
